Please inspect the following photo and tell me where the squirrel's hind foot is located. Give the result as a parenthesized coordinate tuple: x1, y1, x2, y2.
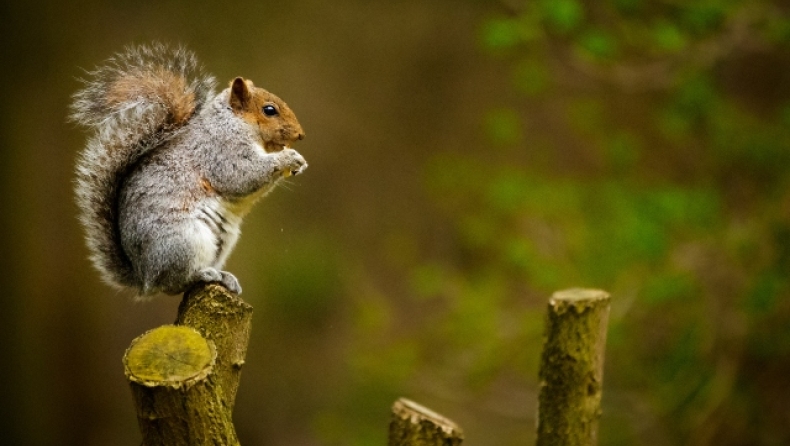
(196, 267, 242, 295)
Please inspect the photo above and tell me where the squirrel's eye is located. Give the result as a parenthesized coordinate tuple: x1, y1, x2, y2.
(262, 105, 278, 117)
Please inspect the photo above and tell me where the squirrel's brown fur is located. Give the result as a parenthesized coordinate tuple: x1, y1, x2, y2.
(106, 69, 197, 125)
(70, 43, 217, 290)
(228, 78, 304, 152)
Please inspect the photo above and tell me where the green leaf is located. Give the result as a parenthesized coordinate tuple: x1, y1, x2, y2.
(459, 214, 498, 248)
(765, 17, 790, 44)
(541, 0, 584, 34)
(657, 107, 693, 138)
(578, 29, 618, 59)
(486, 170, 530, 212)
(567, 97, 605, 134)
(513, 60, 549, 96)
(657, 76, 717, 137)
(612, 0, 642, 14)
(745, 273, 783, 314)
(682, 2, 725, 35)
(606, 131, 641, 171)
(643, 273, 696, 305)
(410, 263, 448, 298)
(653, 21, 687, 53)
(484, 107, 523, 145)
(480, 17, 522, 50)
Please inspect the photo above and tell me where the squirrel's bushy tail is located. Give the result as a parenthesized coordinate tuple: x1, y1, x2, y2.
(71, 43, 216, 289)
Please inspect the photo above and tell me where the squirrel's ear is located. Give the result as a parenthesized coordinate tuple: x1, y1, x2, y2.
(229, 77, 251, 111)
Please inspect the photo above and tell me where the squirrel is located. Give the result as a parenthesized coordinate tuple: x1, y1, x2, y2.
(70, 43, 307, 297)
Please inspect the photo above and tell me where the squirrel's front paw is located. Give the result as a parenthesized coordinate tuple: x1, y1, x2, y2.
(279, 148, 308, 177)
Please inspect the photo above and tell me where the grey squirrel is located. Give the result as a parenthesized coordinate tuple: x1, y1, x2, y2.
(70, 43, 307, 297)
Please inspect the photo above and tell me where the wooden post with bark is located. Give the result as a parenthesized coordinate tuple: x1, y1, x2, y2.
(121, 283, 611, 445)
(388, 398, 464, 446)
(536, 288, 611, 446)
(123, 284, 253, 446)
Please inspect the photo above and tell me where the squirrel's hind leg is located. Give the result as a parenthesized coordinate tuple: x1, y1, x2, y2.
(131, 223, 242, 295)
(139, 264, 242, 296)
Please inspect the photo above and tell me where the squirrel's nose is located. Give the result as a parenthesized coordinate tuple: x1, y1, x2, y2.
(297, 132, 305, 141)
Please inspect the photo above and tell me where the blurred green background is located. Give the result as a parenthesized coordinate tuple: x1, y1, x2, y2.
(2, 0, 790, 444)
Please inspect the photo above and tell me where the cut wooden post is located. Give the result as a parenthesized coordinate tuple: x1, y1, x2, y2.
(124, 283, 253, 446)
(536, 288, 611, 446)
(389, 398, 464, 446)
(124, 325, 237, 445)
(175, 283, 254, 408)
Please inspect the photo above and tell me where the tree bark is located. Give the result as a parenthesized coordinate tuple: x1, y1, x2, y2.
(175, 284, 253, 408)
(123, 284, 253, 446)
(536, 288, 611, 446)
(389, 398, 464, 446)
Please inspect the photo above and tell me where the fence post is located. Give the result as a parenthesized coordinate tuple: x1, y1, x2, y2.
(123, 283, 253, 445)
(389, 398, 464, 446)
(536, 288, 611, 446)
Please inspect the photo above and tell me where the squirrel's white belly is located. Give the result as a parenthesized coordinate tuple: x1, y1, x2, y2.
(190, 220, 222, 270)
(193, 198, 243, 269)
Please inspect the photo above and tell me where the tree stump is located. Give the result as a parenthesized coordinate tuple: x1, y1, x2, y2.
(389, 398, 464, 446)
(536, 288, 611, 446)
(123, 284, 253, 446)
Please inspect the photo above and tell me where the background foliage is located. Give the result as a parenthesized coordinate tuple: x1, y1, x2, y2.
(1, 0, 789, 445)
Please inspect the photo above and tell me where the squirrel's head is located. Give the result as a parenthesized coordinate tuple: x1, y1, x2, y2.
(229, 77, 304, 152)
